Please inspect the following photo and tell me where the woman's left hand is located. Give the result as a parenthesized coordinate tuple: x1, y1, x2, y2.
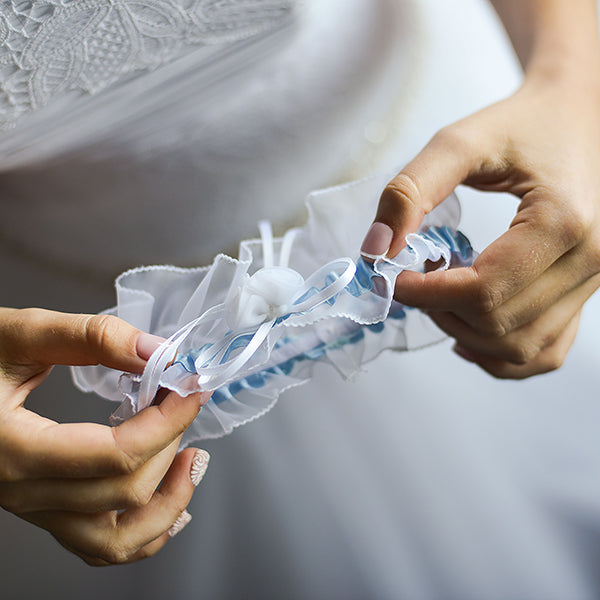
(361, 72, 600, 379)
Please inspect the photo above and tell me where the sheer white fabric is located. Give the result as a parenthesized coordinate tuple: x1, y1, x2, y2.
(72, 174, 473, 441)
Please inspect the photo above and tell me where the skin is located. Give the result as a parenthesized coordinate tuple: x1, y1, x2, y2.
(0, 308, 210, 565)
(2, 0, 598, 565)
(374, 0, 600, 378)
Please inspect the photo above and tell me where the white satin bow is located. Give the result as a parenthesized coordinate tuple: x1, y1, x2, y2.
(136, 221, 356, 410)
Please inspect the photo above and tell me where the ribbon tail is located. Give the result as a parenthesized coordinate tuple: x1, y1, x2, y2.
(196, 319, 276, 390)
(137, 305, 225, 410)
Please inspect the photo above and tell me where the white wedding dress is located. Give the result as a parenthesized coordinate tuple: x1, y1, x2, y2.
(1, 1, 600, 599)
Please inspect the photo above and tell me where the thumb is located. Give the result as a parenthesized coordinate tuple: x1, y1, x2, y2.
(0, 307, 164, 375)
(361, 126, 481, 258)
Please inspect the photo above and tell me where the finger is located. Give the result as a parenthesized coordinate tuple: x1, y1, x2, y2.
(459, 260, 600, 336)
(0, 437, 181, 513)
(116, 446, 203, 541)
(428, 273, 595, 365)
(428, 268, 600, 364)
(459, 188, 585, 306)
(0, 307, 164, 377)
(452, 311, 581, 380)
(59, 533, 171, 567)
(393, 267, 479, 311)
(393, 189, 586, 313)
(362, 123, 489, 259)
(10, 391, 209, 479)
(21, 447, 204, 564)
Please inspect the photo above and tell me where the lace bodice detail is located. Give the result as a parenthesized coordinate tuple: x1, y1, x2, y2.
(0, 0, 293, 127)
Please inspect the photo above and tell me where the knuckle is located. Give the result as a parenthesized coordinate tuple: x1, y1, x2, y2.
(469, 280, 503, 315)
(115, 449, 143, 476)
(485, 367, 511, 380)
(476, 359, 511, 380)
(122, 481, 154, 509)
(111, 427, 144, 475)
(97, 540, 132, 565)
(135, 544, 160, 561)
(505, 342, 537, 366)
(168, 499, 191, 525)
(80, 555, 105, 567)
(85, 314, 122, 354)
(548, 356, 564, 373)
(102, 548, 129, 565)
(535, 327, 560, 354)
(386, 172, 419, 200)
(531, 197, 592, 250)
(474, 310, 509, 338)
(382, 173, 424, 215)
(559, 202, 593, 248)
(431, 124, 471, 153)
(481, 361, 525, 381)
(503, 336, 541, 366)
(174, 498, 189, 516)
(543, 348, 566, 373)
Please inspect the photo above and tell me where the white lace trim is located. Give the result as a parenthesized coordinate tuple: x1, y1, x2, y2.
(0, 0, 294, 126)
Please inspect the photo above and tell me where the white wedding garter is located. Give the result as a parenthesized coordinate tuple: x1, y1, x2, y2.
(72, 174, 474, 444)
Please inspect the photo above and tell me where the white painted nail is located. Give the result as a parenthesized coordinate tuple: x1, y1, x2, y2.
(361, 222, 393, 257)
(136, 333, 166, 360)
(168, 509, 192, 538)
(190, 449, 210, 486)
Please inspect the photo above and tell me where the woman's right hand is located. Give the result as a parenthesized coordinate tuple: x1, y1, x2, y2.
(0, 307, 211, 565)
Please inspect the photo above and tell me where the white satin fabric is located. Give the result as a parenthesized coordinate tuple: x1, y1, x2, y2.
(0, 0, 412, 275)
(1, 1, 600, 599)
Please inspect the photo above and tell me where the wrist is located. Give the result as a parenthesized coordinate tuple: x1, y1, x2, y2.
(524, 34, 600, 92)
(492, 0, 600, 91)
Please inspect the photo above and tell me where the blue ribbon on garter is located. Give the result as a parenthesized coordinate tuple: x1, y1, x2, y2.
(137, 221, 357, 410)
(137, 223, 473, 411)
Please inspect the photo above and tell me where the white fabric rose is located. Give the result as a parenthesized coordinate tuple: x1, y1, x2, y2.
(226, 267, 305, 329)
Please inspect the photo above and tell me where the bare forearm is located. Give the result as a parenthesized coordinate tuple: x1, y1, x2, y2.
(490, 0, 600, 82)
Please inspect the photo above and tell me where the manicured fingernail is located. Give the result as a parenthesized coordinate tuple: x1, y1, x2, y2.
(136, 333, 166, 360)
(361, 222, 393, 257)
(168, 509, 192, 538)
(452, 343, 478, 363)
(190, 449, 210, 486)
